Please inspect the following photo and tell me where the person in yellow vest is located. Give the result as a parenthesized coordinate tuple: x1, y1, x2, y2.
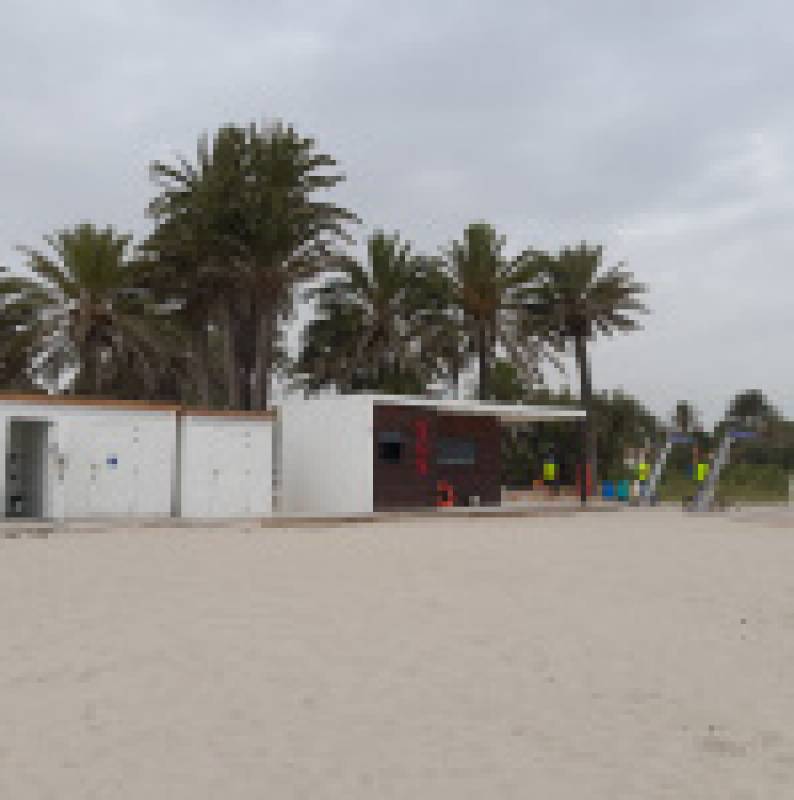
(696, 461, 710, 483)
(635, 461, 650, 499)
(543, 457, 559, 495)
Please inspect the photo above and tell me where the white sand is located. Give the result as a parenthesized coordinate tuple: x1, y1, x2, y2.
(2, 509, 794, 799)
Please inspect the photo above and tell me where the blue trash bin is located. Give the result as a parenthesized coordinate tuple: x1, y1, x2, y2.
(617, 479, 630, 501)
(601, 480, 615, 499)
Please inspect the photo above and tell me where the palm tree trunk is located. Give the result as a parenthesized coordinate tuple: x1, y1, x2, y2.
(478, 322, 488, 400)
(94, 349, 103, 395)
(252, 297, 274, 411)
(238, 295, 257, 411)
(220, 300, 239, 409)
(193, 322, 210, 407)
(78, 344, 101, 396)
(141, 358, 156, 401)
(451, 352, 460, 399)
(574, 334, 597, 495)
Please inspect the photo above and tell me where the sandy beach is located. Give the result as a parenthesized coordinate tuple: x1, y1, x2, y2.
(2, 508, 794, 799)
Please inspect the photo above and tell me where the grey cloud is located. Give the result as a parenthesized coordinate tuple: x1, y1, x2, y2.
(1, 0, 792, 423)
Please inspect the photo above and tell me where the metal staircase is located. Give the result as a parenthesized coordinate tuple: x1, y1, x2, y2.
(644, 440, 672, 504)
(689, 433, 731, 512)
(689, 430, 757, 512)
(644, 432, 693, 505)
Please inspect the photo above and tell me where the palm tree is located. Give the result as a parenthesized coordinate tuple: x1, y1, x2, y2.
(522, 242, 648, 489)
(592, 389, 660, 477)
(147, 121, 357, 410)
(410, 254, 471, 398)
(295, 230, 433, 394)
(0, 268, 50, 390)
(0, 224, 172, 397)
(673, 400, 701, 434)
(725, 389, 778, 431)
(443, 222, 538, 400)
(136, 232, 220, 406)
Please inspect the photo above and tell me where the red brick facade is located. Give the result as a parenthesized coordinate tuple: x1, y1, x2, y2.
(373, 404, 501, 510)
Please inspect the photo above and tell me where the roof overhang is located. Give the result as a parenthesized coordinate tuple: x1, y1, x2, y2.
(367, 394, 585, 423)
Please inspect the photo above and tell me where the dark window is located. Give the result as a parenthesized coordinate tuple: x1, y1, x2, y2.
(377, 432, 404, 463)
(437, 437, 476, 465)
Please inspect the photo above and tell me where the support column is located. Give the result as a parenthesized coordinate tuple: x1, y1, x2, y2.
(0, 418, 6, 518)
(579, 418, 588, 505)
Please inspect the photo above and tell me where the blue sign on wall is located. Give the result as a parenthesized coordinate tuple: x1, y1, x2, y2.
(106, 455, 119, 467)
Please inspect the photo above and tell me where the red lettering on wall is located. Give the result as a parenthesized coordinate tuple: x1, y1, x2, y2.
(414, 418, 429, 476)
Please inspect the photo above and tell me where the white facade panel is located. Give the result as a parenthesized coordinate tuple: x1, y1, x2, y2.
(57, 408, 175, 517)
(178, 415, 273, 518)
(0, 401, 177, 520)
(279, 395, 374, 514)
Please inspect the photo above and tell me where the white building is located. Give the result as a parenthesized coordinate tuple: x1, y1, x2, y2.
(278, 394, 586, 515)
(0, 394, 274, 521)
(1, 391, 584, 521)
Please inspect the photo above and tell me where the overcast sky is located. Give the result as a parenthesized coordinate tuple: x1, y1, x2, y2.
(2, 0, 792, 425)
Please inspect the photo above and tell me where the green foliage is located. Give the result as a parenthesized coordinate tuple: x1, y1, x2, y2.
(499, 386, 660, 487)
(716, 463, 789, 503)
(520, 243, 648, 347)
(590, 389, 660, 476)
(145, 120, 356, 409)
(657, 471, 698, 503)
(726, 389, 779, 427)
(672, 400, 701, 434)
(0, 119, 656, 427)
(442, 222, 542, 400)
(518, 242, 649, 483)
(294, 231, 435, 394)
(1, 224, 177, 397)
(490, 359, 529, 403)
(501, 421, 582, 488)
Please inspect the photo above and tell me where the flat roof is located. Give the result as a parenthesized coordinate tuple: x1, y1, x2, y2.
(363, 394, 586, 423)
(179, 408, 275, 420)
(0, 392, 276, 419)
(0, 392, 181, 412)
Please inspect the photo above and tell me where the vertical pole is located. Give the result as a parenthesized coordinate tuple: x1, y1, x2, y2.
(0, 417, 7, 518)
(580, 418, 588, 505)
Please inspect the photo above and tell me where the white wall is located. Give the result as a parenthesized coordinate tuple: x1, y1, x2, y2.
(0, 402, 177, 519)
(178, 415, 272, 518)
(279, 395, 374, 514)
(63, 408, 176, 517)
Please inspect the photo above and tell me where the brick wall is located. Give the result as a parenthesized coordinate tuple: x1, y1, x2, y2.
(372, 405, 501, 510)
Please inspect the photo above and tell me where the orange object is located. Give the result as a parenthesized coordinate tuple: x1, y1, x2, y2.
(436, 480, 455, 507)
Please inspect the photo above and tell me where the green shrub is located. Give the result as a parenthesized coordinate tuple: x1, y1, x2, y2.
(716, 463, 788, 503)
